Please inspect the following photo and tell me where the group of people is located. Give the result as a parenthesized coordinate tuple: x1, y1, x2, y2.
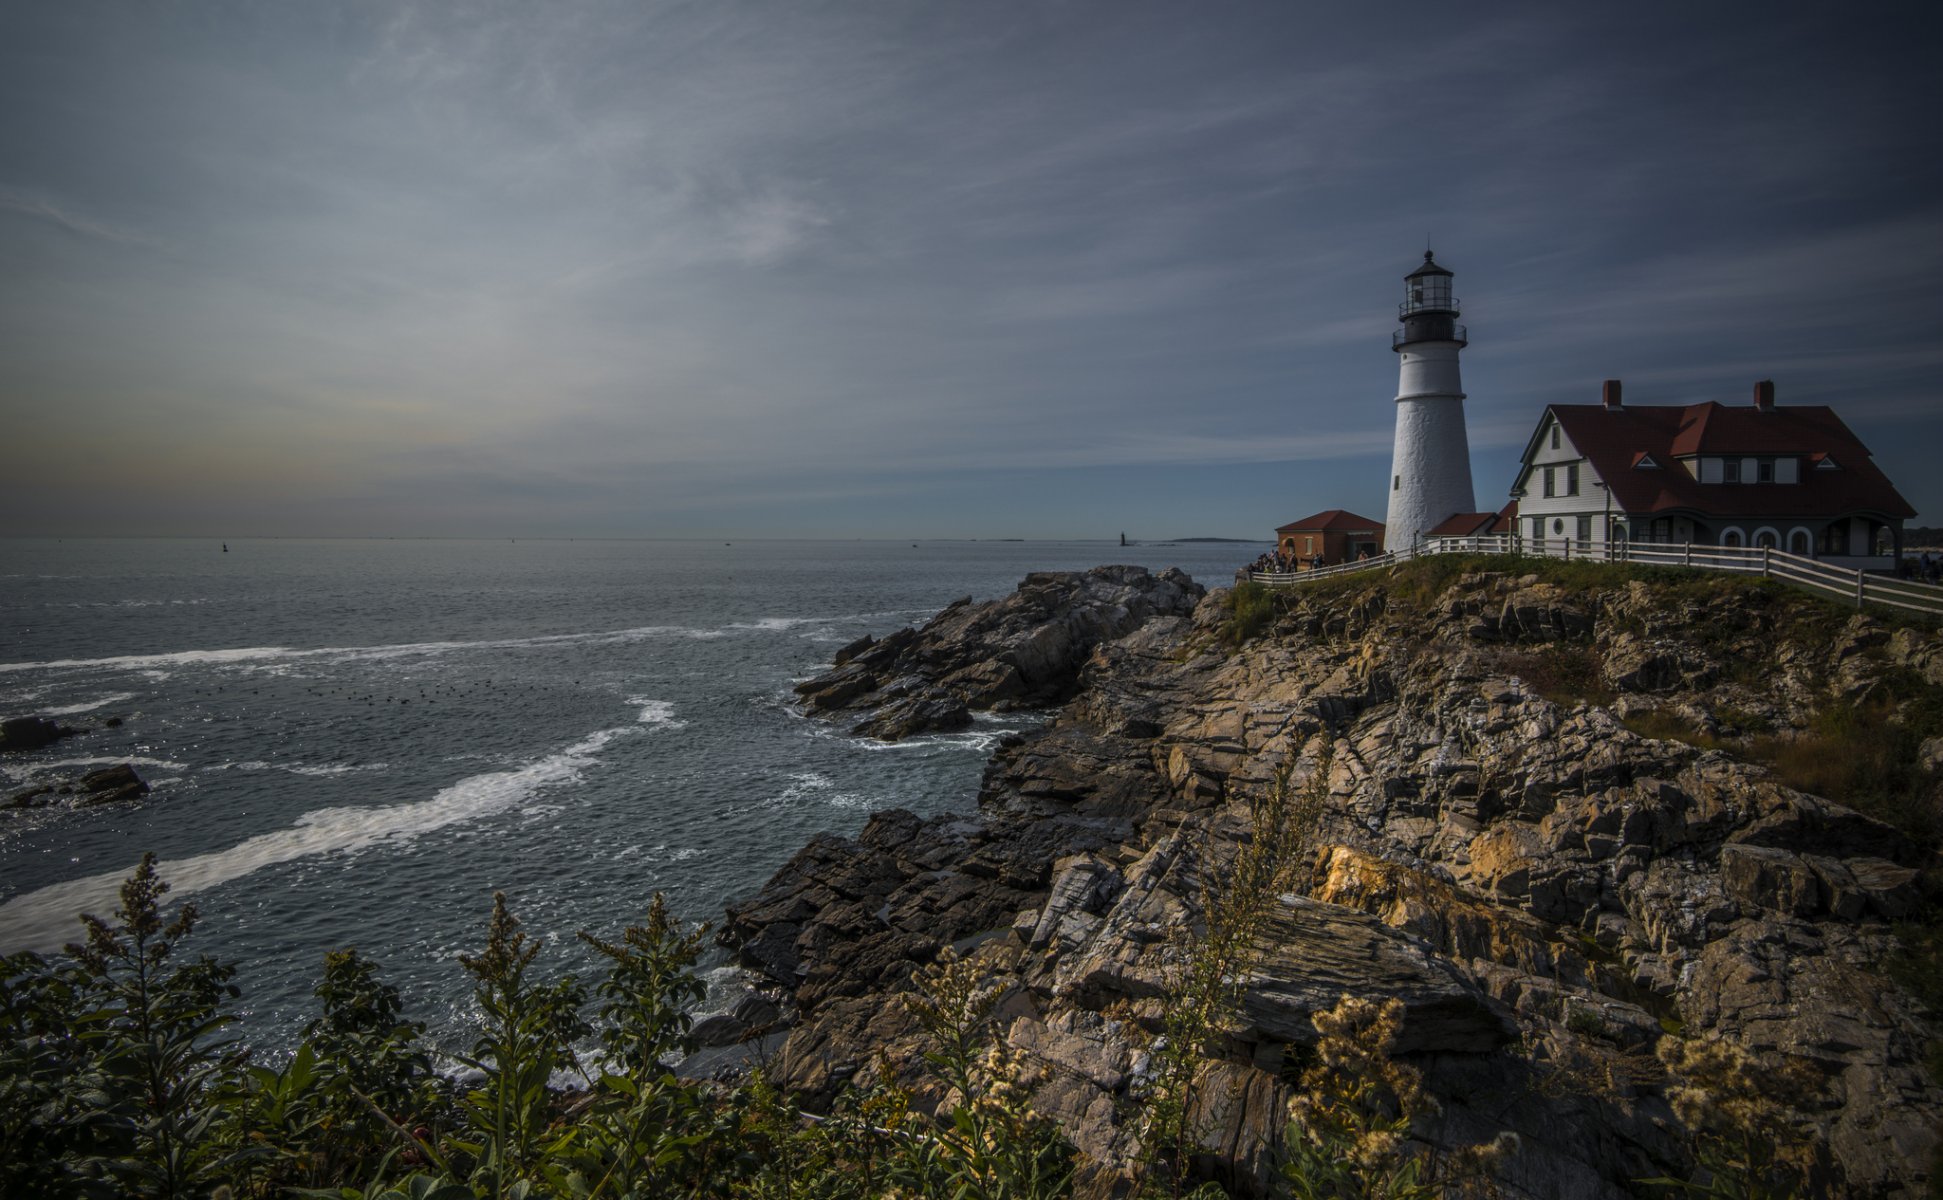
(1248, 547, 1325, 574)
(1900, 551, 1942, 584)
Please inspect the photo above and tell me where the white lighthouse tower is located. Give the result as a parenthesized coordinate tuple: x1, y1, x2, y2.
(1383, 251, 1476, 551)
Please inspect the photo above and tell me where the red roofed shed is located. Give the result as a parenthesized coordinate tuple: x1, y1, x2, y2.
(1274, 510, 1385, 566)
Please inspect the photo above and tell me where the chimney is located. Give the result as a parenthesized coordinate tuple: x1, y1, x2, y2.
(1754, 379, 1775, 411)
(1601, 379, 1623, 410)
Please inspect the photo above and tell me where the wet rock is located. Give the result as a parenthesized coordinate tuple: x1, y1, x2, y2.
(1, 716, 82, 752)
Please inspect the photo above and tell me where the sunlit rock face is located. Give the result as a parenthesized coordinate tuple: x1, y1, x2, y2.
(724, 566, 1943, 1198)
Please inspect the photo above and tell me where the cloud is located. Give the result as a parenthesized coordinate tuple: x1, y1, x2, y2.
(716, 188, 834, 266)
(0, 3, 1938, 533)
(0, 188, 157, 249)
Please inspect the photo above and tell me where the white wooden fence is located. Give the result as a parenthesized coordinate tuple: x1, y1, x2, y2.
(1241, 535, 1943, 617)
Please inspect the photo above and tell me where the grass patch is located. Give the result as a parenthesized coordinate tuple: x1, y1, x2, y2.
(1622, 709, 1726, 752)
(1218, 580, 1278, 647)
(1497, 645, 1612, 707)
(1745, 701, 1943, 844)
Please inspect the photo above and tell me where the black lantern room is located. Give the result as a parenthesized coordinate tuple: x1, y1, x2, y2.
(1395, 252, 1466, 349)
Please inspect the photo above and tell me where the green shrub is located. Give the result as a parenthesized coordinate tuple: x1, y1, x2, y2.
(1220, 581, 1278, 648)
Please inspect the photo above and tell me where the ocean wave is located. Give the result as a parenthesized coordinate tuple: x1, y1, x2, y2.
(0, 624, 723, 675)
(1, 755, 188, 782)
(36, 693, 135, 716)
(628, 697, 687, 729)
(848, 730, 1018, 754)
(215, 761, 391, 778)
(0, 726, 638, 954)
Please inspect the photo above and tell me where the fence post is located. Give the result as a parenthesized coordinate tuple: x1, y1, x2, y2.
(1683, 542, 1691, 568)
(1762, 547, 1770, 579)
(1855, 569, 1865, 610)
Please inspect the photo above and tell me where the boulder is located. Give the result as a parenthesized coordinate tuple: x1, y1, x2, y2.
(793, 565, 1205, 739)
(1, 716, 81, 752)
(1718, 843, 1820, 918)
(1237, 895, 1518, 1054)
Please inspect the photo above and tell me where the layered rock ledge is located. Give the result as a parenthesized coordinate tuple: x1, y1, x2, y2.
(724, 563, 1943, 1198)
(793, 564, 1203, 740)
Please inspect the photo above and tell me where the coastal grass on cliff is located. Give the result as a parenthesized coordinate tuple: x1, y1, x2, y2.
(1136, 751, 1323, 1197)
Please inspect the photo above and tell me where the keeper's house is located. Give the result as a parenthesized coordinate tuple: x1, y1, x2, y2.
(1511, 380, 1915, 569)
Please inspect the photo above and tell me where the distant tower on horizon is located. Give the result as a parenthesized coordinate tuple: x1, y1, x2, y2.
(1383, 251, 1476, 550)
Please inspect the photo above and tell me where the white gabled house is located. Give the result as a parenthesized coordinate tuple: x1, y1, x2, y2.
(1509, 380, 1916, 569)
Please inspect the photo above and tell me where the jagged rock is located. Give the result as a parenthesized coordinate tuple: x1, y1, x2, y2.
(847, 690, 970, 740)
(77, 765, 148, 803)
(723, 564, 1943, 1196)
(1, 716, 82, 752)
(691, 990, 785, 1047)
(8, 763, 149, 810)
(793, 565, 1205, 740)
(1238, 896, 1519, 1053)
(1719, 844, 1821, 917)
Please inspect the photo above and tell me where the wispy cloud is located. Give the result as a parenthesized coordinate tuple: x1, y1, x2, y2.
(0, 188, 158, 249)
(1, 3, 1938, 535)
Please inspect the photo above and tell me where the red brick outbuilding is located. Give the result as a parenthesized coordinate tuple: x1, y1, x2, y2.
(1274, 510, 1385, 566)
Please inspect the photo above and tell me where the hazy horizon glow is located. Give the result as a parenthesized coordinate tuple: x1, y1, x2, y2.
(3, 3, 1939, 538)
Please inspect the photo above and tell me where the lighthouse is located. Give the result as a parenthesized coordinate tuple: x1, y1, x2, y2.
(1383, 252, 1476, 551)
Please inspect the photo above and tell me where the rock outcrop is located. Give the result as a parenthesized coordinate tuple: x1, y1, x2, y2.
(0, 715, 84, 753)
(794, 565, 1204, 740)
(723, 564, 1943, 1197)
(7, 762, 150, 811)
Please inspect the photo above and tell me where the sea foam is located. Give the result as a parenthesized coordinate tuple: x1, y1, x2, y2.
(0, 702, 679, 953)
(0, 626, 714, 675)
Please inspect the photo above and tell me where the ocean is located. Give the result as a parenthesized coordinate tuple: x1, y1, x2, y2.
(0, 537, 1256, 1054)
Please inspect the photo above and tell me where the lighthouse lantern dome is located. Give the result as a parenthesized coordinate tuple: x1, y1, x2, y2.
(1403, 251, 1456, 315)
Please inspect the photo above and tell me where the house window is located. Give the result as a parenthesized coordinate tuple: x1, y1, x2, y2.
(1575, 516, 1592, 542)
(1552, 519, 1565, 535)
(1304, 537, 1314, 554)
(1543, 467, 1556, 498)
(1565, 463, 1579, 496)
(1723, 459, 1741, 483)
(1550, 425, 1560, 450)
(1757, 460, 1774, 483)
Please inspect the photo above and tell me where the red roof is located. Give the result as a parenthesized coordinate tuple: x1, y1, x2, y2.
(1426, 512, 1498, 537)
(1276, 509, 1385, 534)
(1426, 501, 1518, 537)
(1530, 403, 1914, 520)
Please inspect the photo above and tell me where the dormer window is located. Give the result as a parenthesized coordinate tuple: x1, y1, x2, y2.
(1815, 455, 1841, 471)
(1550, 425, 1560, 450)
(1724, 459, 1741, 483)
(1634, 453, 1660, 470)
(1757, 460, 1774, 483)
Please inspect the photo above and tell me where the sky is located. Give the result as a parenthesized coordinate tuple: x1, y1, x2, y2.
(2, 1, 1939, 539)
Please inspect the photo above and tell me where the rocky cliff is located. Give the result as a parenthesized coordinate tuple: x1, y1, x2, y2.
(723, 561, 1943, 1198)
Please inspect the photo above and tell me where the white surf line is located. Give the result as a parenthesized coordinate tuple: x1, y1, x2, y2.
(0, 625, 708, 675)
(0, 702, 680, 954)
(36, 693, 136, 715)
